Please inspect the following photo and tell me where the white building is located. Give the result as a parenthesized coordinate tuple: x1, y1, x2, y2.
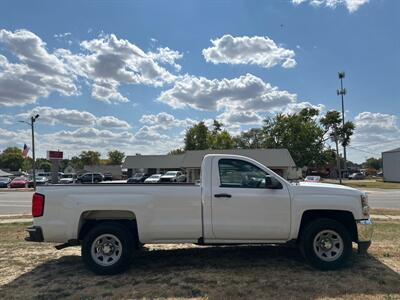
(382, 148, 400, 182)
(123, 149, 300, 182)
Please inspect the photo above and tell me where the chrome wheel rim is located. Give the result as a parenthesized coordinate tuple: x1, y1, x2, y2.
(313, 230, 343, 262)
(91, 234, 122, 266)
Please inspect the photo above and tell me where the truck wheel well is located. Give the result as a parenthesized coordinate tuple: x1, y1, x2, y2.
(78, 210, 139, 247)
(298, 210, 357, 242)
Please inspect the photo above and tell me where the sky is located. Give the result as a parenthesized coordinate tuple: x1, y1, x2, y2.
(0, 0, 399, 163)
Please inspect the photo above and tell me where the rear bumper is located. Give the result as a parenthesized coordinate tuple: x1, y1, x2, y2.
(356, 218, 373, 254)
(25, 225, 44, 242)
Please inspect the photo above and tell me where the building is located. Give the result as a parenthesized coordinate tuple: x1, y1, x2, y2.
(83, 165, 123, 180)
(123, 149, 299, 182)
(382, 148, 400, 182)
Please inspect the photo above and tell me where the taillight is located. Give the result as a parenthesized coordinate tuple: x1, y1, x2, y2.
(32, 193, 45, 217)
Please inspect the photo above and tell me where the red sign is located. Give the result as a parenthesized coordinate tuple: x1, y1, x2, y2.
(47, 150, 63, 160)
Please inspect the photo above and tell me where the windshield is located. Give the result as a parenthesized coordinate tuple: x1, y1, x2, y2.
(0, 177, 9, 182)
(149, 174, 161, 178)
(13, 177, 25, 181)
(165, 171, 178, 176)
(133, 173, 144, 177)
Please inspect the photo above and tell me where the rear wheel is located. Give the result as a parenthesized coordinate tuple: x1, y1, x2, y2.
(82, 223, 136, 275)
(300, 218, 352, 270)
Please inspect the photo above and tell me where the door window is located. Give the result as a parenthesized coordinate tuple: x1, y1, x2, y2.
(218, 159, 268, 188)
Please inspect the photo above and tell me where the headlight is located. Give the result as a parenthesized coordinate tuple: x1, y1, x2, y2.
(361, 194, 370, 217)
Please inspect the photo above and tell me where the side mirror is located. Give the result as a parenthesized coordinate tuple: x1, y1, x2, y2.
(265, 176, 283, 189)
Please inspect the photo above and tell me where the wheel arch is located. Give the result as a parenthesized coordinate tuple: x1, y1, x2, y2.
(298, 209, 358, 242)
(78, 210, 139, 245)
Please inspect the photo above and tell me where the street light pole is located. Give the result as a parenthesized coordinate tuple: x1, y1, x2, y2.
(337, 72, 347, 178)
(31, 116, 37, 190)
(19, 114, 39, 190)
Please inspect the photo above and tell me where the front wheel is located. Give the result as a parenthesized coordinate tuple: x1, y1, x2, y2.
(82, 223, 135, 275)
(300, 218, 352, 270)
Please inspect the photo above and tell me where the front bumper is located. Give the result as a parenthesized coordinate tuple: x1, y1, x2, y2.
(356, 218, 373, 254)
(25, 225, 44, 242)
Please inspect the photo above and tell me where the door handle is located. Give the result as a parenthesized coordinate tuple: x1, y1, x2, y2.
(214, 193, 232, 198)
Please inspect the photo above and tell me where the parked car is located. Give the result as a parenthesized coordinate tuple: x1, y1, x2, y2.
(9, 177, 29, 188)
(26, 154, 373, 275)
(28, 176, 49, 187)
(304, 176, 321, 183)
(76, 173, 104, 183)
(127, 173, 149, 184)
(144, 174, 163, 183)
(103, 173, 113, 181)
(59, 173, 77, 184)
(0, 177, 11, 188)
(348, 173, 365, 180)
(160, 171, 184, 183)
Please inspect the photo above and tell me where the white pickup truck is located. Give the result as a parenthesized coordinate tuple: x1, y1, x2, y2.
(26, 154, 373, 275)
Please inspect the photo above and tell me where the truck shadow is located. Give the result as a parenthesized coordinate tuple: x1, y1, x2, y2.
(1, 245, 399, 299)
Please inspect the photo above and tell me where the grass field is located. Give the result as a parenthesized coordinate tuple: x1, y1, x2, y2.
(343, 180, 400, 189)
(371, 208, 400, 216)
(0, 221, 399, 300)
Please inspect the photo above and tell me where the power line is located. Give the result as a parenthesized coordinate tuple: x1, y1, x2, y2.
(347, 146, 380, 156)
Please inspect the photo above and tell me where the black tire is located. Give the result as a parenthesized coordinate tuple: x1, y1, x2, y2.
(300, 218, 352, 270)
(81, 222, 136, 275)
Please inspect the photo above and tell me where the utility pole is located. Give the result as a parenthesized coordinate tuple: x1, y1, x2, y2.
(333, 127, 342, 184)
(337, 71, 347, 178)
(19, 114, 40, 190)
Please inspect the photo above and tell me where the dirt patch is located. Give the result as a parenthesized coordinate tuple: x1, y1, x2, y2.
(0, 222, 399, 299)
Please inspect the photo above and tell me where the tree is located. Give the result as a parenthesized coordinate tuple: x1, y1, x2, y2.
(208, 120, 235, 149)
(36, 158, 51, 172)
(234, 128, 264, 149)
(184, 121, 209, 150)
(320, 110, 355, 149)
(363, 157, 382, 170)
(0, 147, 25, 171)
(79, 151, 101, 166)
(107, 150, 125, 165)
(183, 120, 235, 151)
(168, 148, 185, 155)
(70, 156, 83, 170)
(262, 108, 325, 168)
(59, 159, 70, 172)
(210, 130, 235, 149)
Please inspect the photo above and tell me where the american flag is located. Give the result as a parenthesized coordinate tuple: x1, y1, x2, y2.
(22, 144, 30, 157)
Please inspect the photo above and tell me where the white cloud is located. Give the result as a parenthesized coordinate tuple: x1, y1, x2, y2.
(0, 29, 182, 106)
(54, 32, 71, 39)
(158, 73, 297, 113)
(202, 35, 296, 69)
(148, 47, 183, 71)
(97, 116, 131, 129)
(283, 101, 326, 114)
(217, 110, 263, 125)
(0, 127, 31, 150)
(91, 79, 128, 103)
(15, 106, 130, 129)
(0, 29, 78, 106)
(350, 112, 400, 159)
(139, 112, 196, 129)
(292, 0, 369, 13)
(58, 34, 179, 103)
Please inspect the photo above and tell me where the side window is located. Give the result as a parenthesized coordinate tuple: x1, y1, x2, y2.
(218, 159, 268, 188)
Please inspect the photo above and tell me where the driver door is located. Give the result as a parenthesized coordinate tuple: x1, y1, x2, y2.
(211, 158, 291, 240)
